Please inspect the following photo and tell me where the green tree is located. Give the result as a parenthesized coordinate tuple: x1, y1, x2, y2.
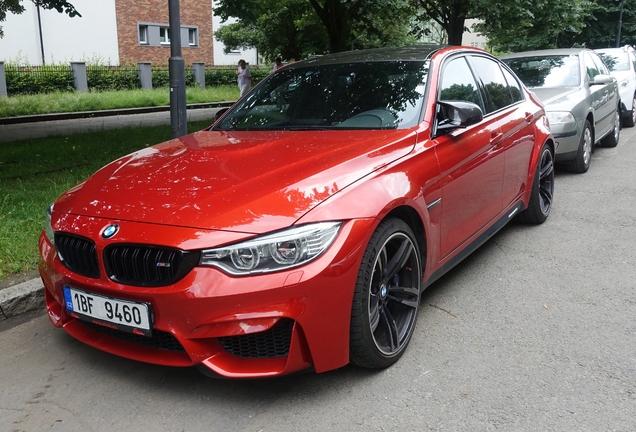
(215, 0, 416, 56)
(412, 0, 471, 46)
(350, 1, 419, 50)
(412, 0, 607, 51)
(214, 0, 328, 61)
(558, 0, 636, 49)
(0, 0, 80, 37)
(472, 0, 591, 52)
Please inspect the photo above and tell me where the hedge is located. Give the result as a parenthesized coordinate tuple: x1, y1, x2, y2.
(4, 64, 75, 95)
(3, 63, 272, 95)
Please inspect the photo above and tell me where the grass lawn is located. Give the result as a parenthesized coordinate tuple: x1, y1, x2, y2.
(0, 86, 240, 117)
(0, 118, 214, 279)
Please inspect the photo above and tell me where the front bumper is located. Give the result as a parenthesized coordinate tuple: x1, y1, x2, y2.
(39, 216, 375, 378)
(551, 120, 582, 163)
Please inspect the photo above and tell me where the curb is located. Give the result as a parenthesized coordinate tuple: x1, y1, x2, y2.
(0, 278, 44, 320)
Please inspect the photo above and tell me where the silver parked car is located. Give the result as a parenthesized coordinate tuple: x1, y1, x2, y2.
(596, 45, 636, 127)
(501, 48, 620, 173)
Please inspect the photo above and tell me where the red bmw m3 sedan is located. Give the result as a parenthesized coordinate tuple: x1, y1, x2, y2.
(39, 45, 554, 378)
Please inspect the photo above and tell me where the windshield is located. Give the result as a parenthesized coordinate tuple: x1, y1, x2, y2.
(598, 52, 630, 72)
(503, 54, 580, 88)
(213, 61, 429, 131)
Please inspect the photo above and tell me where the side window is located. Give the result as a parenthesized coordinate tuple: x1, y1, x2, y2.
(470, 56, 513, 112)
(439, 57, 484, 111)
(584, 52, 601, 80)
(589, 52, 609, 75)
(502, 67, 523, 103)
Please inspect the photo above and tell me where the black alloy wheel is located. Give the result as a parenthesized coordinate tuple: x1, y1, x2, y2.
(518, 142, 554, 224)
(350, 218, 422, 369)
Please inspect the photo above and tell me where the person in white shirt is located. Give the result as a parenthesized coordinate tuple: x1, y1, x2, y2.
(237, 59, 252, 97)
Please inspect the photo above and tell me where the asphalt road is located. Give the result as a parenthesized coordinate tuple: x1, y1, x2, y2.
(1, 125, 635, 432)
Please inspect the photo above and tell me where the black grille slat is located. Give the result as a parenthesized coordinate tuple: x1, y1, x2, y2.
(142, 248, 152, 282)
(55, 233, 100, 278)
(104, 244, 200, 287)
(78, 320, 186, 352)
(218, 319, 294, 358)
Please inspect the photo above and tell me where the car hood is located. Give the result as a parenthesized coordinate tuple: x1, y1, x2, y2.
(530, 87, 580, 107)
(54, 128, 417, 234)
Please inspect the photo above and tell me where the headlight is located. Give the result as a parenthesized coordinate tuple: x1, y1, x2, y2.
(45, 204, 55, 245)
(546, 111, 576, 125)
(200, 222, 342, 275)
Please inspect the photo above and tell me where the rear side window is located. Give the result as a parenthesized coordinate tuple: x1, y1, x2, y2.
(502, 67, 523, 103)
(470, 56, 513, 113)
(439, 57, 484, 112)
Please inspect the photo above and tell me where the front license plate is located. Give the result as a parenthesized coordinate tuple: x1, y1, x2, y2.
(63, 286, 152, 337)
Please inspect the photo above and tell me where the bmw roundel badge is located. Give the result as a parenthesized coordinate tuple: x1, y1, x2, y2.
(102, 224, 119, 239)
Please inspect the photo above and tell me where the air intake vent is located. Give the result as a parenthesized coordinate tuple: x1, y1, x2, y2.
(103, 244, 200, 287)
(218, 319, 294, 358)
(54, 233, 100, 278)
(79, 320, 186, 352)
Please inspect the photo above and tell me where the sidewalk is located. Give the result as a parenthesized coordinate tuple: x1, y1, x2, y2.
(0, 104, 229, 319)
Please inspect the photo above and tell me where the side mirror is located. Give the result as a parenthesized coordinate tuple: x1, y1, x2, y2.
(435, 100, 484, 134)
(590, 74, 613, 86)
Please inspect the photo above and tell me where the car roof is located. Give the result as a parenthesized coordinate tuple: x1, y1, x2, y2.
(500, 48, 589, 59)
(596, 45, 635, 54)
(287, 45, 446, 68)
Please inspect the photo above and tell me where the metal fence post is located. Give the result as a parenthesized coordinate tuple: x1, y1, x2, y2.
(192, 62, 205, 89)
(0, 62, 7, 97)
(70, 62, 88, 93)
(138, 62, 152, 90)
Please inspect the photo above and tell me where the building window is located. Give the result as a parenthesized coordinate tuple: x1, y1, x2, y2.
(160, 27, 170, 44)
(137, 23, 198, 47)
(188, 28, 198, 46)
(138, 25, 148, 45)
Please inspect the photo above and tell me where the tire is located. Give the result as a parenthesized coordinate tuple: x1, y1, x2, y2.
(624, 94, 636, 128)
(600, 108, 620, 148)
(518, 142, 554, 224)
(565, 120, 593, 173)
(349, 218, 422, 369)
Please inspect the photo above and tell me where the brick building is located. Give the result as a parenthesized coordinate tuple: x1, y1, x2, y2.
(0, 0, 256, 66)
(115, 0, 213, 65)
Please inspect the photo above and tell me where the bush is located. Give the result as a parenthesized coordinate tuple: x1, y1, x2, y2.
(152, 67, 196, 88)
(204, 67, 237, 86)
(87, 65, 140, 91)
(5, 64, 74, 95)
(204, 65, 270, 87)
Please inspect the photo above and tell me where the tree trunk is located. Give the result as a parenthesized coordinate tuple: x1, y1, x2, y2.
(308, 0, 351, 53)
(445, 17, 465, 46)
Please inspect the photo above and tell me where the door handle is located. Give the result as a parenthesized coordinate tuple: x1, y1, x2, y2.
(525, 112, 534, 123)
(490, 132, 504, 145)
